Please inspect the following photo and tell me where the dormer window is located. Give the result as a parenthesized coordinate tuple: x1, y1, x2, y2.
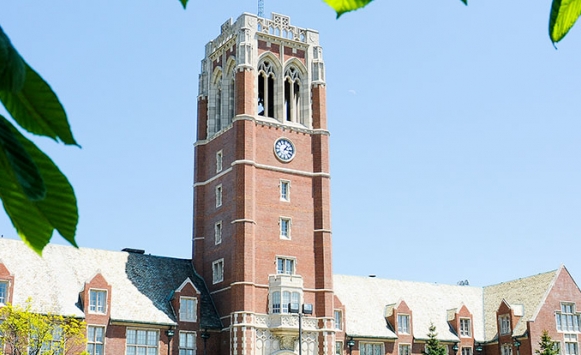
(398, 314, 410, 334)
(179, 297, 198, 322)
(0, 281, 7, 304)
(89, 289, 107, 314)
(499, 314, 511, 335)
(460, 318, 471, 337)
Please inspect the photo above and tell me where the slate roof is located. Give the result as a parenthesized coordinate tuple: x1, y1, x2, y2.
(335, 269, 564, 343)
(333, 275, 485, 341)
(483, 269, 559, 342)
(0, 238, 221, 329)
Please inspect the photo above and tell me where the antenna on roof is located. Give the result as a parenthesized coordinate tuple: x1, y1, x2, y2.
(258, 0, 264, 17)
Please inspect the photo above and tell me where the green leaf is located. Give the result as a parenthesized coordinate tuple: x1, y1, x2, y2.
(0, 116, 78, 254)
(549, 0, 581, 43)
(0, 115, 45, 200)
(0, 26, 26, 92)
(323, 0, 374, 18)
(461, 0, 468, 5)
(180, 0, 188, 9)
(0, 62, 78, 146)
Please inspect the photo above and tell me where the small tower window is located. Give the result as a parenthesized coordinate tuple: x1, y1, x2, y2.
(214, 221, 222, 245)
(280, 180, 290, 201)
(215, 185, 223, 208)
(258, 61, 275, 118)
(216, 150, 223, 173)
(212, 259, 224, 284)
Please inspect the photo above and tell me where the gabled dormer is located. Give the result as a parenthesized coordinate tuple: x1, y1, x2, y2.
(448, 305, 474, 355)
(497, 299, 523, 339)
(0, 261, 14, 306)
(81, 272, 112, 323)
(170, 278, 201, 327)
(385, 300, 413, 338)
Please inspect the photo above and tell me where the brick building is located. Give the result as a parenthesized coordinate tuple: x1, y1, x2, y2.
(1, 11, 581, 355)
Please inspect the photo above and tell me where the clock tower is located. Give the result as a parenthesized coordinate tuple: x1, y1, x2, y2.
(193, 12, 334, 354)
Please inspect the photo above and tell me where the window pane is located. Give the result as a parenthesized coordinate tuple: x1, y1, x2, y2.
(137, 330, 147, 345)
(127, 330, 136, 344)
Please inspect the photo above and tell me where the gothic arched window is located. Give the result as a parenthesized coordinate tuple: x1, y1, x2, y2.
(284, 66, 301, 123)
(258, 60, 275, 118)
(215, 73, 223, 132)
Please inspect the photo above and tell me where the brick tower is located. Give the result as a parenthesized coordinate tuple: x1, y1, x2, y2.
(193, 13, 334, 354)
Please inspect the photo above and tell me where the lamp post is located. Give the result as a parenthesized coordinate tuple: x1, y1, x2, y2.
(288, 303, 313, 355)
(165, 329, 175, 355)
(347, 337, 356, 355)
(452, 342, 459, 355)
(201, 329, 210, 355)
(513, 337, 521, 355)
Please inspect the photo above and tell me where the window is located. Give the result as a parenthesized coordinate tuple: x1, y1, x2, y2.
(557, 303, 581, 332)
(212, 259, 224, 284)
(0, 281, 7, 304)
(257, 61, 275, 118)
(179, 331, 196, 355)
(39, 326, 63, 354)
(462, 348, 473, 355)
(360, 343, 383, 355)
(215, 185, 222, 208)
(277, 257, 295, 275)
(336, 341, 343, 355)
(284, 66, 301, 122)
(126, 329, 158, 355)
(460, 318, 471, 337)
(280, 217, 291, 239)
(280, 180, 290, 201)
(180, 297, 197, 322)
(398, 314, 410, 334)
(214, 221, 222, 245)
(400, 344, 411, 355)
(89, 290, 107, 314)
(499, 315, 511, 335)
(87, 326, 105, 355)
(335, 310, 343, 330)
(555, 342, 562, 355)
(272, 291, 281, 314)
(214, 73, 223, 133)
(565, 334, 579, 355)
(216, 150, 223, 173)
(502, 344, 513, 355)
(271, 290, 300, 314)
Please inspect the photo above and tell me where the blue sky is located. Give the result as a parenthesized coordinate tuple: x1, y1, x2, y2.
(1, 0, 581, 287)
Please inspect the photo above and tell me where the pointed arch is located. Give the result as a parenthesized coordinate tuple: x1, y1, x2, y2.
(210, 67, 223, 135)
(224, 56, 237, 124)
(283, 58, 308, 125)
(257, 53, 282, 119)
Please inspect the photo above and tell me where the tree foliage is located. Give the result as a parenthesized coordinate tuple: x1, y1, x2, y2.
(0, 26, 78, 254)
(0, 302, 88, 355)
(535, 330, 560, 355)
(424, 323, 447, 355)
(322, 0, 581, 45)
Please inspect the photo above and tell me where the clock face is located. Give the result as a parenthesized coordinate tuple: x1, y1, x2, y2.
(274, 138, 296, 162)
